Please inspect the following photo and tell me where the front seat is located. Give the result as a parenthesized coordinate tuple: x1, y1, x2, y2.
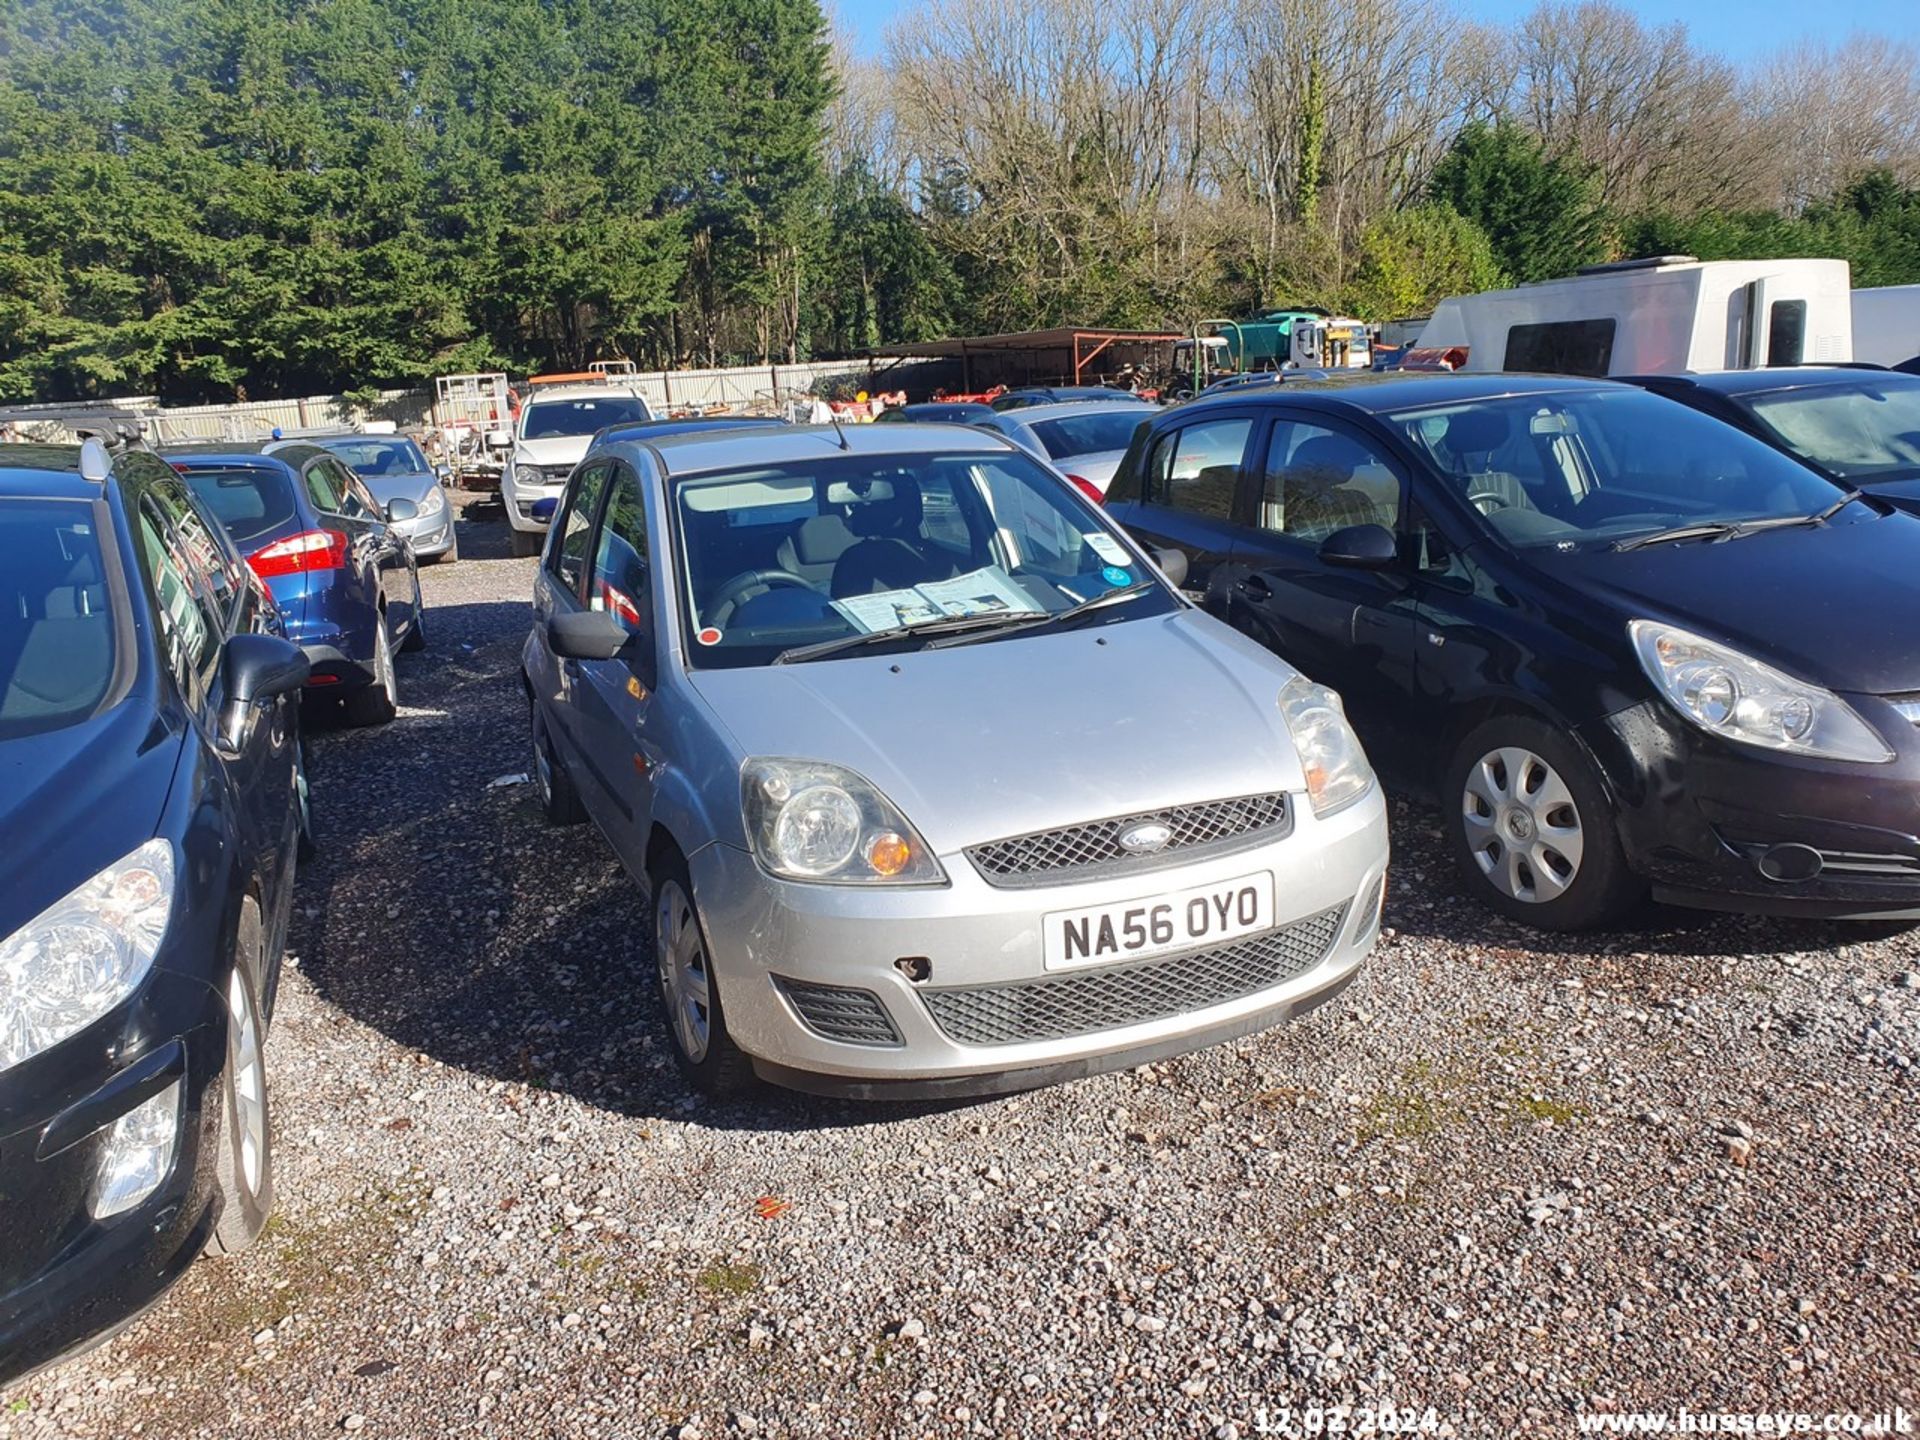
(1439, 409, 1531, 513)
(775, 513, 858, 588)
(831, 481, 934, 599)
(1283, 435, 1390, 539)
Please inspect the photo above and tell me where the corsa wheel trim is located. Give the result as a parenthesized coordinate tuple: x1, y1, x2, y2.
(655, 879, 711, 1064)
(1461, 745, 1585, 904)
(226, 970, 268, 1197)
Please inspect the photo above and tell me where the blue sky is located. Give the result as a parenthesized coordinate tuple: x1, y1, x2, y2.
(832, 0, 1920, 59)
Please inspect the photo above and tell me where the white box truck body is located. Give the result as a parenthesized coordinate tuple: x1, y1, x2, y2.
(1410, 257, 1852, 376)
(1850, 284, 1920, 370)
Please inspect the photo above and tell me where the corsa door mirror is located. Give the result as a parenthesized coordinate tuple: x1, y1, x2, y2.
(1318, 524, 1398, 570)
(385, 497, 419, 523)
(547, 610, 629, 661)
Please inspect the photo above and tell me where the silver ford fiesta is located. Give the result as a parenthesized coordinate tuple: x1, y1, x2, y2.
(521, 423, 1389, 1099)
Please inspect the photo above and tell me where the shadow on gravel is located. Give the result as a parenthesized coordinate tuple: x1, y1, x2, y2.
(1380, 800, 1919, 962)
(290, 591, 979, 1135)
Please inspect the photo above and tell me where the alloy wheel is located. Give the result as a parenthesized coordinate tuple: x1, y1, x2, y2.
(655, 878, 711, 1064)
(225, 970, 268, 1198)
(1460, 745, 1585, 904)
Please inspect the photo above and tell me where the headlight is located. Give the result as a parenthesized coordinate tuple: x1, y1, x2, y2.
(1279, 675, 1376, 817)
(512, 462, 545, 488)
(741, 759, 946, 884)
(416, 485, 446, 516)
(1629, 620, 1892, 763)
(0, 840, 174, 1074)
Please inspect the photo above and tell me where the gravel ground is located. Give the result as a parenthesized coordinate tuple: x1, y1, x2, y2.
(3, 495, 1917, 1439)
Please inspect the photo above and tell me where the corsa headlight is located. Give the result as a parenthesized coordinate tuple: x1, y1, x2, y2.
(416, 485, 446, 516)
(0, 840, 175, 1074)
(741, 759, 946, 885)
(1279, 675, 1376, 817)
(1629, 620, 1892, 763)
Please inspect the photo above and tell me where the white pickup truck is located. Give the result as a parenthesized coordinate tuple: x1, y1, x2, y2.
(501, 378, 654, 556)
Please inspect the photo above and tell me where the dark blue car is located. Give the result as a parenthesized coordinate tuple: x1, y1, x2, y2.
(0, 438, 310, 1385)
(164, 444, 425, 726)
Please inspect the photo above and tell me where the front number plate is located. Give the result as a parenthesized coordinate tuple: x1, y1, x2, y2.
(1043, 873, 1275, 971)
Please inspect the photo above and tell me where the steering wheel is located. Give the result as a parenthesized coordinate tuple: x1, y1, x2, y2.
(708, 568, 814, 627)
(1466, 489, 1511, 516)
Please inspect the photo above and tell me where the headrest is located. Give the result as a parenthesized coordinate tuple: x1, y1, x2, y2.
(791, 513, 857, 564)
(1289, 435, 1369, 482)
(1443, 408, 1510, 455)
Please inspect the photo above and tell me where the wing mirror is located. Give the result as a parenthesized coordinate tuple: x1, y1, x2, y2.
(385, 497, 419, 523)
(547, 610, 630, 661)
(1318, 524, 1397, 569)
(1151, 546, 1189, 588)
(486, 429, 512, 450)
(218, 633, 309, 753)
(530, 496, 559, 523)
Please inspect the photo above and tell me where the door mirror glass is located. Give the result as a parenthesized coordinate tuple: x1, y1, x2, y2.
(385, 497, 419, 523)
(531, 496, 559, 523)
(1318, 524, 1398, 569)
(1152, 546, 1189, 588)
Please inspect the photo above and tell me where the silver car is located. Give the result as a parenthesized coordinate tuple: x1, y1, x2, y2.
(272, 434, 458, 562)
(972, 400, 1158, 499)
(521, 424, 1389, 1098)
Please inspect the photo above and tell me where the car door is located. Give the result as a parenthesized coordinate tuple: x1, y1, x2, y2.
(1221, 412, 1421, 756)
(530, 460, 620, 814)
(569, 459, 663, 869)
(1104, 410, 1257, 591)
(336, 461, 416, 637)
(300, 456, 385, 649)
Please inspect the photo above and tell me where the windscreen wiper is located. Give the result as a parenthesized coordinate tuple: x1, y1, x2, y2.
(1806, 489, 1866, 524)
(771, 613, 1018, 665)
(923, 580, 1157, 650)
(1611, 521, 1745, 552)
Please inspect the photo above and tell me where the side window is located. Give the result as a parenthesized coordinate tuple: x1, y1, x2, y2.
(133, 495, 229, 704)
(1767, 301, 1807, 367)
(1503, 319, 1616, 377)
(589, 467, 650, 633)
(1146, 417, 1251, 520)
(329, 461, 373, 519)
(1257, 420, 1403, 544)
(552, 462, 612, 600)
(149, 477, 242, 627)
(304, 461, 345, 515)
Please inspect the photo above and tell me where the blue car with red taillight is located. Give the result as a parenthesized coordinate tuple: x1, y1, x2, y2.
(162, 444, 425, 726)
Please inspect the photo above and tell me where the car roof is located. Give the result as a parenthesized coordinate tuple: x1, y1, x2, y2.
(995, 399, 1157, 425)
(1173, 369, 1621, 419)
(609, 421, 1020, 479)
(169, 443, 316, 469)
(1623, 366, 1918, 397)
(0, 444, 102, 500)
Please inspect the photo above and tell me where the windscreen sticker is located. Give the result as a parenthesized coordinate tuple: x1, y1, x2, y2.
(697, 626, 723, 646)
(1101, 565, 1133, 587)
(1083, 532, 1131, 566)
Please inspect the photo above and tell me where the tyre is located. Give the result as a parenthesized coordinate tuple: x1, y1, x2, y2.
(342, 621, 398, 727)
(293, 734, 315, 862)
(509, 525, 542, 558)
(207, 905, 274, 1256)
(529, 698, 586, 826)
(1444, 716, 1641, 931)
(650, 849, 755, 1098)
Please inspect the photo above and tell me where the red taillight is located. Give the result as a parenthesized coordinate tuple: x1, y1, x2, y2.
(248, 529, 348, 579)
(1066, 474, 1104, 504)
(306, 673, 341, 686)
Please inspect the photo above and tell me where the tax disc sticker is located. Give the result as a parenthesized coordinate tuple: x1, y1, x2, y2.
(1084, 531, 1130, 566)
(1101, 565, 1133, 587)
(697, 626, 723, 646)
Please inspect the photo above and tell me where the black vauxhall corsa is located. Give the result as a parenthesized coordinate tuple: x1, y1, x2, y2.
(0, 439, 310, 1385)
(1106, 372, 1920, 930)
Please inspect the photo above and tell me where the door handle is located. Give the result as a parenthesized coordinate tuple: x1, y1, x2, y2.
(1238, 574, 1272, 602)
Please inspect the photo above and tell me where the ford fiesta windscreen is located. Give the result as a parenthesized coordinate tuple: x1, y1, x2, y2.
(670, 452, 1179, 668)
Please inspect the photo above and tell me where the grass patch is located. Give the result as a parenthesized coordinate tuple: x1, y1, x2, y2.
(696, 1261, 760, 1298)
(1516, 1095, 1586, 1126)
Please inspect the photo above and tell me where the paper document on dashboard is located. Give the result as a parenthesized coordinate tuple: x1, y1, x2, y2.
(832, 567, 1043, 633)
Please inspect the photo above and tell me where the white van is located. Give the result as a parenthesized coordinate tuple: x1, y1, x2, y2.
(1410, 257, 1852, 377)
(1850, 284, 1920, 370)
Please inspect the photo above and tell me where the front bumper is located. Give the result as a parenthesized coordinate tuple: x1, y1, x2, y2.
(502, 476, 566, 533)
(1582, 697, 1920, 918)
(0, 970, 227, 1388)
(396, 509, 455, 557)
(688, 787, 1390, 1097)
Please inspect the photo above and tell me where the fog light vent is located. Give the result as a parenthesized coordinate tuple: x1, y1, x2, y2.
(773, 978, 903, 1047)
(91, 1079, 182, 1219)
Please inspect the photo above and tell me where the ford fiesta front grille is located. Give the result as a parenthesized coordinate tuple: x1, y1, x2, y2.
(773, 977, 903, 1047)
(966, 793, 1290, 888)
(920, 905, 1346, 1047)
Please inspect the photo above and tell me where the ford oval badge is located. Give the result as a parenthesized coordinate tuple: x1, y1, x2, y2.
(1118, 822, 1173, 854)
